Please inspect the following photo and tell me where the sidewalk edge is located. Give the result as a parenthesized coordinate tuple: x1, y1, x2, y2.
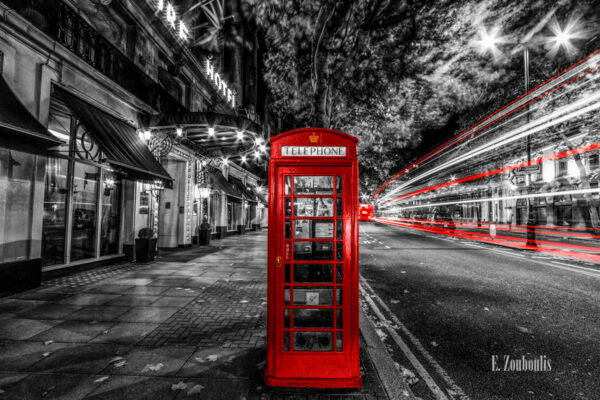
(360, 308, 417, 399)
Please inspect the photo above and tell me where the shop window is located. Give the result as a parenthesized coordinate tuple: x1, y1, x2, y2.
(210, 193, 218, 233)
(227, 201, 235, 231)
(0, 149, 36, 263)
(42, 157, 69, 266)
(590, 153, 599, 171)
(100, 173, 121, 256)
(558, 160, 567, 176)
(70, 162, 99, 261)
(245, 204, 254, 228)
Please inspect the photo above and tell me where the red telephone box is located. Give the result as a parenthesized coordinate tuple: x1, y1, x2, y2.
(265, 128, 361, 388)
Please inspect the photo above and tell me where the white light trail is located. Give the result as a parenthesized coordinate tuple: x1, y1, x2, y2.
(409, 66, 600, 176)
(387, 187, 600, 212)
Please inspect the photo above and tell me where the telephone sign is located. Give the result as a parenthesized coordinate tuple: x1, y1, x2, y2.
(265, 128, 361, 388)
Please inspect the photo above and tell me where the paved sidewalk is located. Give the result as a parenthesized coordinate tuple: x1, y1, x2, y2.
(0, 231, 391, 399)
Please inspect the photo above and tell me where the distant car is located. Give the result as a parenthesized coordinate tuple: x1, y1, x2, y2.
(359, 203, 375, 221)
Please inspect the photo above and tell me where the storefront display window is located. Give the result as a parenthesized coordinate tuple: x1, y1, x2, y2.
(227, 201, 235, 231)
(0, 149, 36, 263)
(42, 157, 69, 266)
(245, 204, 254, 228)
(70, 162, 99, 261)
(100, 173, 120, 256)
(210, 193, 218, 233)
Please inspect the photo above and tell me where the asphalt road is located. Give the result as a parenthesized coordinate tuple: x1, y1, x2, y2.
(359, 221, 600, 400)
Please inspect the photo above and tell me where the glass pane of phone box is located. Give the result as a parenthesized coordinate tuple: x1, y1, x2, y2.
(294, 176, 333, 195)
(293, 309, 333, 328)
(293, 331, 333, 352)
(294, 220, 334, 239)
(293, 287, 333, 305)
(294, 264, 334, 282)
(294, 241, 333, 260)
(294, 198, 333, 217)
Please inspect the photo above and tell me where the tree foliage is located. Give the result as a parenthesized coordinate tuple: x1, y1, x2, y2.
(242, 0, 600, 195)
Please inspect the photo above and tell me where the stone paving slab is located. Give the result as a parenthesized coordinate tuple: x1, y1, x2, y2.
(30, 320, 115, 343)
(0, 340, 73, 372)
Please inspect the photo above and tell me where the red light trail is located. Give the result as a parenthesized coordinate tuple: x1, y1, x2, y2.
(388, 217, 600, 239)
(377, 217, 600, 264)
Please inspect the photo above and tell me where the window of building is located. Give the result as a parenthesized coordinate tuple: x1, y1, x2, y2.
(227, 201, 235, 231)
(41, 93, 123, 266)
(590, 153, 599, 171)
(209, 193, 218, 233)
(70, 162, 99, 261)
(100, 172, 120, 255)
(0, 149, 36, 263)
(42, 157, 69, 266)
(245, 203, 254, 229)
(558, 160, 567, 176)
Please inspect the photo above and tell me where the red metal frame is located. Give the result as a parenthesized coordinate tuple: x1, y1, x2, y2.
(266, 128, 361, 388)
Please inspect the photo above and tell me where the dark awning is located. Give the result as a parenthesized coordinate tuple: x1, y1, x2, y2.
(56, 87, 172, 184)
(144, 111, 262, 157)
(209, 171, 243, 199)
(0, 75, 62, 149)
(229, 176, 258, 202)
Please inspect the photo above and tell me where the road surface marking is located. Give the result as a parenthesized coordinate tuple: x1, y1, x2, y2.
(360, 276, 470, 400)
(485, 248, 526, 258)
(360, 285, 450, 400)
(550, 261, 600, 278)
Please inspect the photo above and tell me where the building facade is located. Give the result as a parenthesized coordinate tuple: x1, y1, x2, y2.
(0, 0, 268, 292)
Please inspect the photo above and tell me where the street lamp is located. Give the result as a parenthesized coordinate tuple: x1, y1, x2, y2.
(147, 179, 166, 198)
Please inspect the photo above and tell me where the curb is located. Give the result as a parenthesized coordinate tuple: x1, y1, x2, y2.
(360, 307, 417, 400)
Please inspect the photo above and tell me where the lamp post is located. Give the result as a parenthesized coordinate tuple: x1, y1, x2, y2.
(523, 45, 536, 246)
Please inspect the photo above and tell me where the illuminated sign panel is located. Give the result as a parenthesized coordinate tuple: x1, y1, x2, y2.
(281, 146, 347, 157)
(156, 0, 189, 41)
(206, 60, 236, 108)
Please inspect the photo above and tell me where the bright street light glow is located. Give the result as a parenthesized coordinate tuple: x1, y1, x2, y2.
(241, 155, 247, 163)
(259, 144, 266, 152)
(255, 137, 263, 146)
(236, 130, 244, 141)
(254, 150, 260, 159)
(555, 30, 573, 47)
(546, 16, 587, 58)
(176, 127, 183, 137)
(475, 26, 505, 61)
(208, 127, 215, 136)
(222, 157, 228, 165)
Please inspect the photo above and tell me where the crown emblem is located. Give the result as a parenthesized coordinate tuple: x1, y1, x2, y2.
(308, 133, 320, 144)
